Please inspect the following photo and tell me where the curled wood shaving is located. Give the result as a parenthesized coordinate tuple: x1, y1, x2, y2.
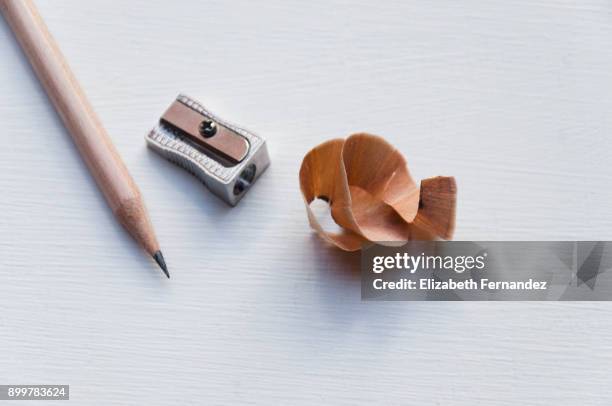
(299, 133, 456, 251)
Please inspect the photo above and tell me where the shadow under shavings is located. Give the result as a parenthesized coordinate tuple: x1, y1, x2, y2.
(309, 234, 362, 280)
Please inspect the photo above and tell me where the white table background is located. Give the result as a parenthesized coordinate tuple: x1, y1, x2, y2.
(1, 0, 612, 404)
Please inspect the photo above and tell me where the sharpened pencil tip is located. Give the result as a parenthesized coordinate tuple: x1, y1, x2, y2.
(153, 251, 170, 278)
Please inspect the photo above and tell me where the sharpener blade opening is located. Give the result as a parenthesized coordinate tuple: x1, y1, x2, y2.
(233, 164, 256, 196)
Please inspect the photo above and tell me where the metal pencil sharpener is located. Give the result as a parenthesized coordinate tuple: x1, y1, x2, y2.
(146, 95, 270, 206)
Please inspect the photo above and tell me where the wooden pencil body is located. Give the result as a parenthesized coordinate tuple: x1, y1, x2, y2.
(0, 0, 159, 255)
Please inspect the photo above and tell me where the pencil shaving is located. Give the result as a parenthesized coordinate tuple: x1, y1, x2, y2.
(299, 133, 457, 251)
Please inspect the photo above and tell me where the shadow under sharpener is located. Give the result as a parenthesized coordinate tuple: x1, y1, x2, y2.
(146, 95, 270, 206)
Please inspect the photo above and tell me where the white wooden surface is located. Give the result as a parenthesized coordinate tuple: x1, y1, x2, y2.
(1, 1, 612, 404)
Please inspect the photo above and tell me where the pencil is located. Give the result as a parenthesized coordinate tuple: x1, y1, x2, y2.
(0, 0, 169, 278)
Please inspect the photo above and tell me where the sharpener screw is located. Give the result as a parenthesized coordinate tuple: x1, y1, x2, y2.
(199, 120, 217, 138)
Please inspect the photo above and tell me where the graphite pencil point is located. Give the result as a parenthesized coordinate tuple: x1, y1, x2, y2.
(153, 251, 170, 278)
